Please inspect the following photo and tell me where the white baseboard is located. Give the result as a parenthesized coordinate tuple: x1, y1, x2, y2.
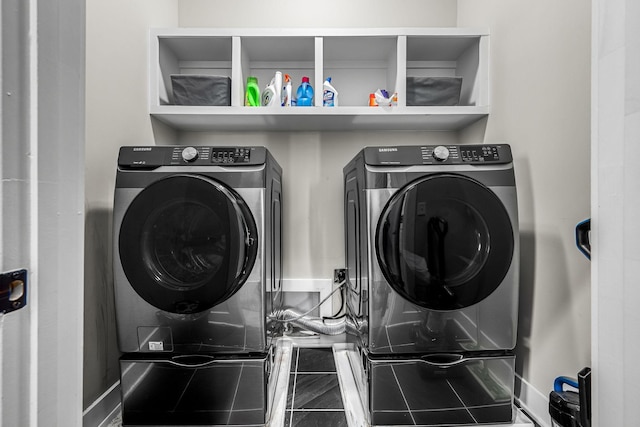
(515, 374, 550, 427)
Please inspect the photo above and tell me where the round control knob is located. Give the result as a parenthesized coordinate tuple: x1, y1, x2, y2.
(432, 146, 450, 162)
(181, 147, 199, 162)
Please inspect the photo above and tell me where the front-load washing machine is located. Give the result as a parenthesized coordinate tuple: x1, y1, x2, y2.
(344, 144, 519, 425)
(113, 145, 283, 354)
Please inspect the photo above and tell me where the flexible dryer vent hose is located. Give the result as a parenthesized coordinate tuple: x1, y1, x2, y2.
(273, 308, 358, 336)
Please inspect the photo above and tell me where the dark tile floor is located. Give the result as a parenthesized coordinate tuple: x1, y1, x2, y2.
(285, 347, 348, 427)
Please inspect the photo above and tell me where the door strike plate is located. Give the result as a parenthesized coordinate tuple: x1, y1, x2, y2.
(0, 269, 27, 314)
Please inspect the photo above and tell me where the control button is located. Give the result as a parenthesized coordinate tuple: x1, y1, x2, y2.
(432, 146, 450, 162)
(181, 147, 199, 162)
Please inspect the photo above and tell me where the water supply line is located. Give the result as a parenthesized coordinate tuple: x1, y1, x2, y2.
(269, 276, 358, 336)
(273, 308, 358, 336)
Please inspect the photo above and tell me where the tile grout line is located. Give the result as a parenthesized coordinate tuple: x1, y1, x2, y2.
(226, 363, 246, 425)
(389, 364, 418, 426)
(288, 347, 300, 427)
(446, 378, 478, 424)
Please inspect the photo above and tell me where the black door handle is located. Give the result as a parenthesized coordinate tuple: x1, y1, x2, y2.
(575, 219, 591, 260)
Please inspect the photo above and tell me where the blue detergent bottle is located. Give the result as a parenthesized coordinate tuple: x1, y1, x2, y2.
(296, 76, 314, 106)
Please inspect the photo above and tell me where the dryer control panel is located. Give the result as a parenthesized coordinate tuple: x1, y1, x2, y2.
(172, 146, 253, 164)
(118, 146, 267, 168)
(364, 144, 513, 166)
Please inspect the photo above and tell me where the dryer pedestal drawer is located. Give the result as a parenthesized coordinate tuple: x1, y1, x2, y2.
(119, 353, 270, 426)
(365, 353, 515, 426)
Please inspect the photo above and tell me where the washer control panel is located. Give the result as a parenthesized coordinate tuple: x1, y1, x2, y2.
(172, 146, 253, 164)
(118, 146, 265, 168)
(210, 147, 252, 164)
(364, 144, 512, 166)
(459, 145, 501, 163)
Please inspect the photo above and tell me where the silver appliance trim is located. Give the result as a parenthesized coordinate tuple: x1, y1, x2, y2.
(365, 162, 514, 174)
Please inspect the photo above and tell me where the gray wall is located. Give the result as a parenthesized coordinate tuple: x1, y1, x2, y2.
(457, 0, 591, 414)
(83, 0, 591, 421)
(83, 0, 179, 407)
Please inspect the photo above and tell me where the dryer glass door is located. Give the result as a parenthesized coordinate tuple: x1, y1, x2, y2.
(119, 175, 258, 314)
(376, 174, 514, 310)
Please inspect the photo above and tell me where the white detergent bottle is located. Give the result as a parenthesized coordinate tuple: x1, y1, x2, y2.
(262, 71, 283, 107)
(323, 77, 338, 107)
(274, 71, 282, 103)
(261, 80, 276, 106)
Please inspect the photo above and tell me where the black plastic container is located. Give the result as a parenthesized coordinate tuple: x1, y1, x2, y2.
(549, 367, 591, 427)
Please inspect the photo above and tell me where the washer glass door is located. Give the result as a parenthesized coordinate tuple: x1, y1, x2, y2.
(376, 174, 514, 310)
(119, 175, 258, 314)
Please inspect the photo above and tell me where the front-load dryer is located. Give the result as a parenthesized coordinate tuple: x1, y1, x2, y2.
(344, 144, 519, 355)
(113, 146, 283, 354)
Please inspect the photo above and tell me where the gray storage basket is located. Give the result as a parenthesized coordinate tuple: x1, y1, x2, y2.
(171, 75, 231, 106)
(406, 76, 463, 106)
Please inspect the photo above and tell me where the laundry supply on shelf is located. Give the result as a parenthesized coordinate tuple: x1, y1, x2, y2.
(322, 77, 338, 107)
(296, 76, 314, 106)
(245, 76, 260, 106)
(282, 74, 293, 106)
(371, 89, 397, 107)
(261, 71, 283, 107)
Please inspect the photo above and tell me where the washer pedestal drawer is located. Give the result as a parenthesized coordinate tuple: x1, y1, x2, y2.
(365, 353, 515, 426)
(119, 352, 271, 426)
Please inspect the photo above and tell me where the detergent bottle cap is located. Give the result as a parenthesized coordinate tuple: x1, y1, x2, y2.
(302, 76, 310, 83)
(247, 76, 258, 84)
(326, 77, 332, 83)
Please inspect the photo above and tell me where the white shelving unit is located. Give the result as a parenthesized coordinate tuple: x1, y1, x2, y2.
(149, 28, 489, 132)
